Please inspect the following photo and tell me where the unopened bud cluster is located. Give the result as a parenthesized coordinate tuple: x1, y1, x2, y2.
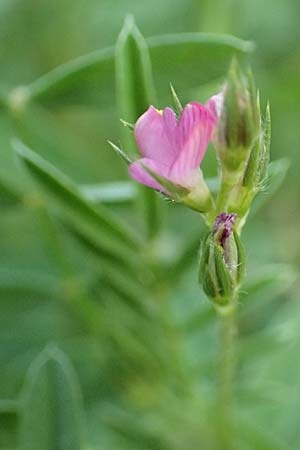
(214, 60, 271, 222)
(199, 213, 245, 306)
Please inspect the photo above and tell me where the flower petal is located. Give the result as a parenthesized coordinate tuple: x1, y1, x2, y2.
(134, 106, 179, 165)
(129, 158, 170, 193)
(170, 102, 215, 186)
(206, 92, 224, 119)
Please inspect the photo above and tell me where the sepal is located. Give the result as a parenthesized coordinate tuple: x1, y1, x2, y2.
(198, 213, 245, 305)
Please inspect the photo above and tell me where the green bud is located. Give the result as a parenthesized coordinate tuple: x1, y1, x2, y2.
(228, 103, 271, 220)
(242, 102, 271, 191)
(215, 63, 271, 220)
(216, 60, 261, 173)
(199, 213, 245, 306)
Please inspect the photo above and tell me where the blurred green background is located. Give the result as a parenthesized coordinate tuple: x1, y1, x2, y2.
(0, 0, 299, 449)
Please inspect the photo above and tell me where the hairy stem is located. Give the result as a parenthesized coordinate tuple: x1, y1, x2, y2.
(215, 169, 241, 215)
(216, 301, 237, 450)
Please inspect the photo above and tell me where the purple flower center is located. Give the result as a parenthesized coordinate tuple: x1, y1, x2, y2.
(213, 212, 237, 247)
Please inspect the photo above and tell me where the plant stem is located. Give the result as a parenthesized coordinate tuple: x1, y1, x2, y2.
(215, 169, 241, 215)
(216, 301, 237, 450)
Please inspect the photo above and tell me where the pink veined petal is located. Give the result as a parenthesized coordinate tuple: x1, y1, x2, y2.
(134, 106, 179, 166)
(206, 92, 224, 119)
(129, 158, 170, 193)
(170, 102, 215, 186)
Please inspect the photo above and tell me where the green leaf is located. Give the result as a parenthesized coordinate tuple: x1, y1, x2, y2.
(13, 139, 140, 251)
(79, 181, 136, 204)
(107, 140, 132, 165)
(0, 268, 59, 296)
(242, 263, 296, 299)
(251, 158, 290, 214)
(115, 15, 156, 140)
(17, 33, 253, 109)
(61, 216, 151, 289)
(60, 218, 156, 319)
(0, 399, 18, 414)
(239, 264, 297, 335)
(0, 177, 22, 208)
(166, 230, 206, 284)
(206, 176, 219, 194)
(115, 16, 161, 240)
(236, 417, 291, 450)
(233, 230, 245, 284)
(120, 118, 135, 131)
(169, 83, 183, 114)
(19, 346, 85, 450)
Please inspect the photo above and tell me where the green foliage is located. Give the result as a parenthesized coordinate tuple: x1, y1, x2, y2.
(19, 347, 85, 450)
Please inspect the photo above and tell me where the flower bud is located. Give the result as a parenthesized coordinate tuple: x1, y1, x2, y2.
(215, 60, 261, 174)
(227, 102, 271, 220)
(199, 213, 245, 306)
(242, 101, 271, 191)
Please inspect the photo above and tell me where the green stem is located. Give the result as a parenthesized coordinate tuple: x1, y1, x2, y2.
(216, 300, 237, 450)
(215, 169, 242, 216)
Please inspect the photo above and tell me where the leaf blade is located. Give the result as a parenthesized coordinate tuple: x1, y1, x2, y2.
(19, 347, 85, 450)
(13, 139, 141, 251)
(115, 16, 161, 239)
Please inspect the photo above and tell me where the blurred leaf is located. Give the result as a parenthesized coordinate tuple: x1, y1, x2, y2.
(0, 177, 22, 208)
(17, 33, 253, 109)
(115, 15, 156, 137)
(79, 177, 219, 204)
(242, 263, 296, 300)
(13, 139, 141, 251)
(0, 268, 59, 296)
(206, 176, 219, 194)
(115, 16, 161, 240)
(79, 181, 136, 204)
(61, 217, 154, 300)
(166, 231, 203, 282)
(169, 83, 183, 114)
(252, 158, 290, 213)
(237, 417, 291, 450)
(0, 399, 18, 414)
(180, 307, 214, 334)
(237, 263, 296, 339)
(104, 412, 172, 450)
(19, 346, 85, 450)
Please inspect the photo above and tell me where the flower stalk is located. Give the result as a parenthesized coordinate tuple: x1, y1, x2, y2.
(216, 298, 237, 450)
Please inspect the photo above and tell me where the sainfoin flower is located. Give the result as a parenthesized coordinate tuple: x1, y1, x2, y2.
(129, 102, 216, 212)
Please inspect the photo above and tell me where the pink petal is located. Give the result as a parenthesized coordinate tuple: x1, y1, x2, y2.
(206, 92, 224, 119)
(170, 102, 215, 187)
(134, 106, 179, 166)
(129, 158, 170, 193)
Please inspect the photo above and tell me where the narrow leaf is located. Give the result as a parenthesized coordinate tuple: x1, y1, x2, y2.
(79, 181, 136, 204)
(22, 34, 253, 109)
(19, 346, 85, 450)
(169, 83, 183, 114)
(115, 16, 160, 239)
(107, 140, 132, 165)
(0, 177, 22, 208)
(0, 399, 18, 414)
(251, 158, 290, 214)
(115, 15, 156, 143)
(13, 139, 140, 250)
(120, 118, 135, 131)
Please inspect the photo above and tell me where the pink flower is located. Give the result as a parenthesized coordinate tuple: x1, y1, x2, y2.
(205, 92, 224, 120)
(129, 102, 216, 197)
